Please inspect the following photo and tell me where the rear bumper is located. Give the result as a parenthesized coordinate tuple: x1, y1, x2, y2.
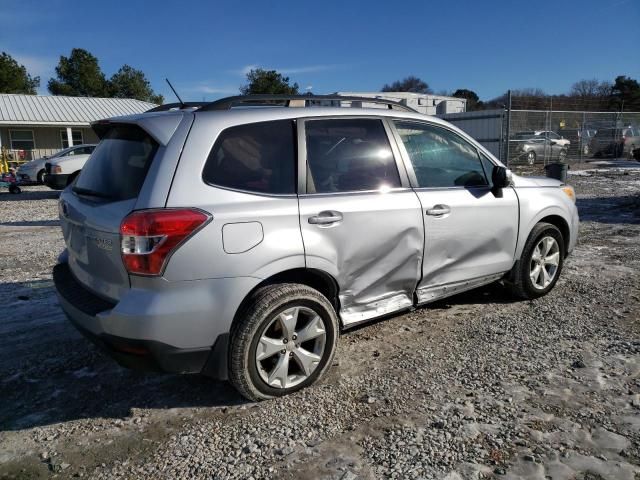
(53, 261, 237, 378)
(44, 173, 69, 190)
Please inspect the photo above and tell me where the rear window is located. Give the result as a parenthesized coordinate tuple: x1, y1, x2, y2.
(202, 120, 296, 195)
(74, 125, 158, 201)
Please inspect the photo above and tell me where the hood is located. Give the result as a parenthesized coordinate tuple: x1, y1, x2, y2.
(511, 174, 563, 188)
(19, 158, 46, 168)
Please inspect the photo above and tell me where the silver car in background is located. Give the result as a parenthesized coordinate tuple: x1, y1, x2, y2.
(16, 144, 96, 184)
(53, 95, 579, 401)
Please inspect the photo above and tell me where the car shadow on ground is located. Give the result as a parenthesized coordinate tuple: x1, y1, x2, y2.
(576, 195, 640, 224)
(0, 278, 246, 432)
(1, 275, 521, 432)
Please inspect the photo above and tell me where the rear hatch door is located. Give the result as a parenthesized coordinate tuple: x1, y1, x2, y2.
(59, 124, 160, 302)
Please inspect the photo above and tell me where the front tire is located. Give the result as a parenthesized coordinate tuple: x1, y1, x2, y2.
(507, 222, 564, 300)
(229, 283, 339, 401)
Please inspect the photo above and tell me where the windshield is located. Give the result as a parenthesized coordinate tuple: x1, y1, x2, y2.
(74, 125, 158, 201)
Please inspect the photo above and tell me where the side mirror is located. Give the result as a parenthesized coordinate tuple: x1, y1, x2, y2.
(492, 165, 513, 189)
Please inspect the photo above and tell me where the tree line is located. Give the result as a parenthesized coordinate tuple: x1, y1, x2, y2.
(375, 75, 640, 112)
(0, 49, 163, 103)
(238, 72, 640, 112)
(2, 50, 639, 112)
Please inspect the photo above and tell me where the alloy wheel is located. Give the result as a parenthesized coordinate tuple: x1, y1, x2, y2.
(256, 306, 327, 389)
(529, 236, 560, 290)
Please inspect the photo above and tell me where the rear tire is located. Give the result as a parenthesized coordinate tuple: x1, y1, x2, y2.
(37, 169, 45, 184)
(229, 283, 339, 401)
(506, 222, 564, 300)
(9, 184, 21, 194)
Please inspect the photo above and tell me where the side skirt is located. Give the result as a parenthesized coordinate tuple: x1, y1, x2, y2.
(416, 273, 505, 305)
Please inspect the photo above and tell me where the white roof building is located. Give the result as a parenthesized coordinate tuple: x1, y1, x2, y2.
(0, 94, 155, 161)
(337, 91, 467, 115)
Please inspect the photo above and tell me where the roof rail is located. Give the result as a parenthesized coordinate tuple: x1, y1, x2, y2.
(196, 94, 417, 113)
(146, 102, 206, 113)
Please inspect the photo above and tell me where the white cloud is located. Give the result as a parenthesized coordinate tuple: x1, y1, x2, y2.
(229, 64, 340, 76)
(10, 53, 56, 94)
(12, 53, 55, 79)
(185, 83, 238, 95)
(279, 65, 339, 75)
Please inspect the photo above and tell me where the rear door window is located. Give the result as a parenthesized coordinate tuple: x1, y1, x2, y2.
(203, 120, 296, 194)
(305, 118, 400, 193)
(74, 125, 158, 201)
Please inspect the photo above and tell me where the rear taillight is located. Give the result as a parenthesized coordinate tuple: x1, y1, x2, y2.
(120, 209, 210, 276)
(52, 165, 62, 174)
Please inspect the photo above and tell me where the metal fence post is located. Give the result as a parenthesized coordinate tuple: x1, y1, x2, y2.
(505, 90, 511, 166)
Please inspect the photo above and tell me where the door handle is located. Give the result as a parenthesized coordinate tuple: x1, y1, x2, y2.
(308, 211, 343, 225)
(426, 205, 451, 216)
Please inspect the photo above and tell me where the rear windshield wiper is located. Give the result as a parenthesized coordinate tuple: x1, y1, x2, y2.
(72, 186, 113, 199)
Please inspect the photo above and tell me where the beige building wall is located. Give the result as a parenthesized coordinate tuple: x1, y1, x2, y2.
(0, 125, 98, 162)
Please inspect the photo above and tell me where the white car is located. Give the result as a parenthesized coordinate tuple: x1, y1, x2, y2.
(44, 145, 96, 190)
(17, 145, 96, 185)
(532, 131, 571, 147)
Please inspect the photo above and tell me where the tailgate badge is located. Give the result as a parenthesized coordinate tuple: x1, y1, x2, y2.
(87, 234, 113, 252)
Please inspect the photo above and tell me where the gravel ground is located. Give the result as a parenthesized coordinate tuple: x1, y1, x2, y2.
(1, 160, 639, 479)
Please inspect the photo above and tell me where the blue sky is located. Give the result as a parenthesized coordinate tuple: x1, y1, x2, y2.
(1, 0, 638, 101)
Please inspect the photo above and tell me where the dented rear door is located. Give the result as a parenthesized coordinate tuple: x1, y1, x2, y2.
(298, 117, 423, 326)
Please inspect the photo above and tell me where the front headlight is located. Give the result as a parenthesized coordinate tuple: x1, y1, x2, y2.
(561, 185, 576, 203)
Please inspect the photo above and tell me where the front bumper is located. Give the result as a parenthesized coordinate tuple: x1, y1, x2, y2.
(44, 173, 70, 190)
(53, 262, 232, 377)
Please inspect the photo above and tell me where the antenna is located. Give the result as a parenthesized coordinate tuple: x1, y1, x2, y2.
(165, 78, 184, 107)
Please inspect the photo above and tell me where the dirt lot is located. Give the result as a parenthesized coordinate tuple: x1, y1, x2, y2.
(1, 160, 639, 479)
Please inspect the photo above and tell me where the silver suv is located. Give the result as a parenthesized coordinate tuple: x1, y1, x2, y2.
(53, 95, 579, 401)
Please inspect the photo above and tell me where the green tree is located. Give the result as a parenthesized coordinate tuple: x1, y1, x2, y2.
(240, 68, 299, 95)
(381, 76, 431, 94)
(0, 52, 40, 94)
(610, 75, 640, 111)
(109, 65, 163, 104)
(452, 88, 482, 111)
(48, 48, 108, 97)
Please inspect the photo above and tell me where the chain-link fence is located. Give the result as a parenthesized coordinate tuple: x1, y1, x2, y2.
(439, 95, 640, 166)
(505, 110, 640, 165)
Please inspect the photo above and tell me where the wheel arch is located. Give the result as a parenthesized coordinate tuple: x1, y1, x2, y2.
(228, 268, 341, 336)
(519, 214, 570, 259)
(538, 215, 570, 256)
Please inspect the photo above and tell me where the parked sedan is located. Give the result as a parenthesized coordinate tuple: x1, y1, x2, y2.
(558, 128, 596, 156)
(16, 144, 96, 184)
(512, 133, 568, 164)
(44, 144, 97, 190)
(589, 126, 640, 159)
(519, 131, 571, 148)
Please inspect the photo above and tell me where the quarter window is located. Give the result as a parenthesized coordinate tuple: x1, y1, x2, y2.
(394, 121, 488, 188)
(203, 120, 296, 195)
(305, 118, 400, 193)
(9, 130, 34, 150)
